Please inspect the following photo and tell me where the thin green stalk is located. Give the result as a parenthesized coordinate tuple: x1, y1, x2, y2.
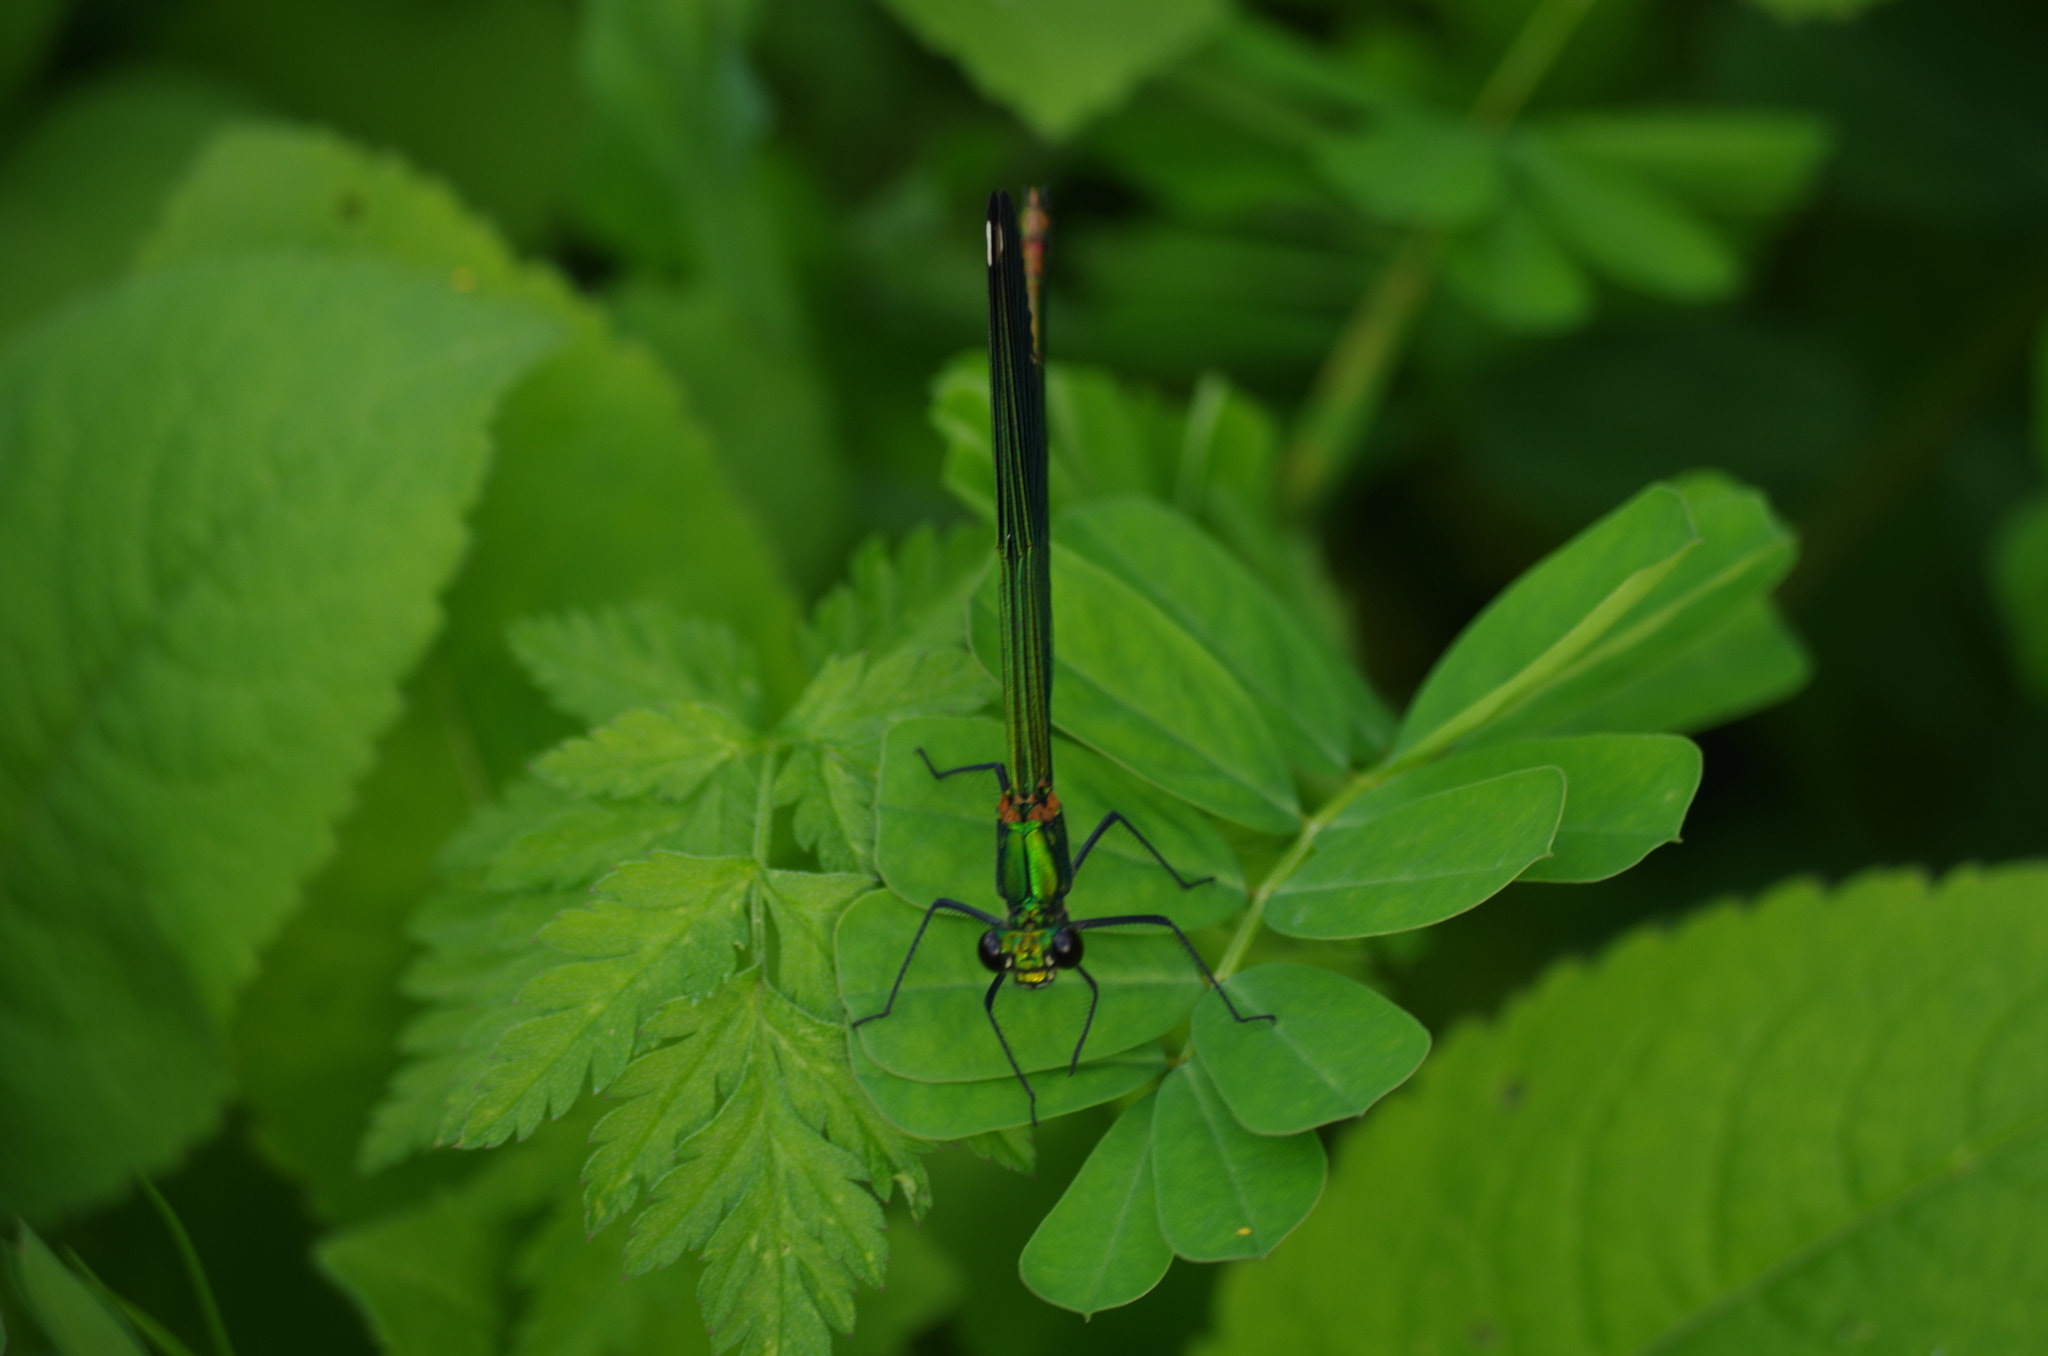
(1280, 0, 1603, 513)
(137, 1178, 233, 1356)
(1212, 760, 1402, 986)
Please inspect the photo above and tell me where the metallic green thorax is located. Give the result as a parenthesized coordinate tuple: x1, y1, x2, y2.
(994, 788, 1073, 983)
(989, 190, 1071, 984)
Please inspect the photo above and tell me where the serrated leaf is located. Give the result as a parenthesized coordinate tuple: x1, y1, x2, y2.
(839, 889, 1208, 1083)
(849, 1038, 1168, 1139)
(585, 983, 756, 1234)
(1019, 1094, 1172, 1315)
(0, 254, 558, 1217)
(779, 650, 994, 749)
(760, 870, 873, 1018)
(1341, 734, 1702, 883)
(1203, 864, 2048, 1356)
(141, 122, 808, 749)
(1267, 769, 1565, 939)
(876, 716, 1246, 935)
(456, 854, 755, 1146)
(534, 702, 757, 802)
(876, 0, 1227, 140)
(971, 547, 1300, 833)
(802, 523, 991, 668)
(1393, 483, 1700, 762)
(509, 603, 763, 727)
(1152, 1057, 1326, 1261)
(1192, 964, 1429, 1136)
(485, 799, 701, 893)
(776, 650, 995, 873)
(625, 975, 927, 1356)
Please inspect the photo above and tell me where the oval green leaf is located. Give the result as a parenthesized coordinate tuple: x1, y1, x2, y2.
(838, 890, 1204, 1082)
(1470, 473, 1800, 745)
(1152, 1058, 1326, 1261)
(1193, 964, 1430, 1136)
(1061, 498, 1356, 778)
(971, 547, 1301, 834)
(849, 1036, 1166, 1139)
(1019, 1094, 1173, 1316)
(1340, 734, 1701, 883)
(1392, 483, 1699, 762)
(1267, 768, 1565, 939)
(1205, 865, 2048, 1356)
(875, 716, 1246, 934)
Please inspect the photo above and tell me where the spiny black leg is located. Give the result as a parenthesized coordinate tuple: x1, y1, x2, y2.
(852, 897, 1004, 1028)
(916, 747, 1010, 794)
(1072, 811, 1213, 889)
(1070, 913, 1277, 1026)
(983, 971, 1038, 1126)
(1068, 965, 1101, 1074)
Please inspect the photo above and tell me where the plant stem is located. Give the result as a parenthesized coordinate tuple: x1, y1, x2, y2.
(1213, 762, 1398, 984)
(1279, 0, 1601, 513)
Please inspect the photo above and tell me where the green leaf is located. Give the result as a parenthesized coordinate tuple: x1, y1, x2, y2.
(1470, 473, 1802, 744)
(849, 1039, 1169, 1139)
(12, 1225, 148, 1356)
(1514, 131, 1741, 302)
(802, 523, 991, 668)
(0, 69, 249, 342)
(456, 853, 756, 1146)
(1392, 482, 1700, 762)
(1540, 109, 1831, 220)
(140, 122, 808, 748)
(1018, 1094, 1172, 1315)
(776, 650, 994, 873)
(1443, 199, 1592, 332)
(583, 981, 755, 1235)
(1266, 769, 1565, 939)
(1341, 734, 1702, 883)
(1151, 1058, 1326, 1261)
(1061, 499, 1357, 778)
(0, 255, 558, 1217)
(1192, 964, 1429, 1136)
(509, 603, 762, 727)
(534, 702, 758, 802)
(1203, 864, 2048, 1356)
(876, 716, 1247, 935)
(839, 890, 1207, 1083)
(625, 975, 925, 1356)
(1317, 113, 1504, 227)
(971, 546, 1301, 833)
(1994, 493, 2048, 702)
(760, 870, 874, 1019)
(875, 0, 1228, 139)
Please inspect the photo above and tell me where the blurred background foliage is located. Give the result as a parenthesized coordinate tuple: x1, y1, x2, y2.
(2, 0, 2045, 1350)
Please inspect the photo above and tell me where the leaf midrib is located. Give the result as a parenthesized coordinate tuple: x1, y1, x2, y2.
(1630, 1106, 2048, 1356)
